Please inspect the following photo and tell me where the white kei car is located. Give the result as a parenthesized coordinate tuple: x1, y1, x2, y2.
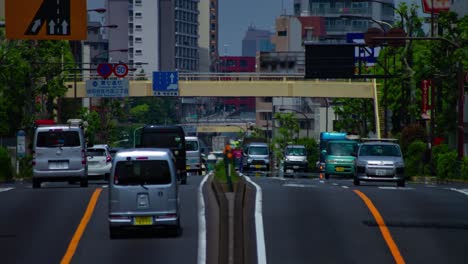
(86, 144, 113, 181)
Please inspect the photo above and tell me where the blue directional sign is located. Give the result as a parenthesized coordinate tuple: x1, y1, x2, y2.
(152, 71, 179, 96)
(346, 33, 380, 65)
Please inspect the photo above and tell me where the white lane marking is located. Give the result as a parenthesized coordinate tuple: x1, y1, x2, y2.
(319, 180, 325, 184)
(448, 188, 468, 196)
(378, 187, 414, 190)
(101, 185, 108, 189)
(244, 175, 267, 264)
(197, 173, 210, 264)
(283, 183, 316, 188)
(342, 186, 349, 189)
(0, 187, 14, 193)
(332, 183, 338, 186)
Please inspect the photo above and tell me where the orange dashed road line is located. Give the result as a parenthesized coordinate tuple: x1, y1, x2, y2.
(61, 188, 103, 264)
(354, 190, 406, 264)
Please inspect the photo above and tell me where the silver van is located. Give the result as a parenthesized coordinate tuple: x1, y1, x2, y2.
(108, 148, 181, 238)
(185, 136, 203, 175)
(283, 144, 309, 174)
(32, 122, 88, 188)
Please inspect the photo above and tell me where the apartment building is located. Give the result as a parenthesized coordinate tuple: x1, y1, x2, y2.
(107, 0, 199, 75)
(293, 0, 395, 42)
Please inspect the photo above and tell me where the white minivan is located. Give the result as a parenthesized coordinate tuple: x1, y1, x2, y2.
(32, 121, 88, 188)
(185, 136, 203, 175)
(108, 148, 181, 238)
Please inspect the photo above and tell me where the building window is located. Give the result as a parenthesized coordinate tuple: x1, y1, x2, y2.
(135, 50, 142, 55)
(135, 0, 142, 6)
(135, 12, 142, 18)
(135, 25, 142, 31)
(277, 31, 287, 36)
(135, 37, 142, 43)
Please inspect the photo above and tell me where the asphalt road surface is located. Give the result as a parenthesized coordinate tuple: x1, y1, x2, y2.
(0, 176, 203, 264)
(252, 175, 468, 264)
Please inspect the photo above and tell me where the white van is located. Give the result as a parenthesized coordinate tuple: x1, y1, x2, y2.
(108, 148, 181, 238)
(185, 136, 203, 175)
(32, 121, 88, 188)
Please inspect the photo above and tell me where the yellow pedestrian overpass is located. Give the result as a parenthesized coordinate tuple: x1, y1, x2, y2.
(63, 73, 380, 137)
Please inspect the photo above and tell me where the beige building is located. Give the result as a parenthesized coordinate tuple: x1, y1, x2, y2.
(198, 0, 218, 72)
(0, 0, 5, 20)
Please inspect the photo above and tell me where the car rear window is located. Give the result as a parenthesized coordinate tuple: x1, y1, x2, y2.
(37, 131, 81, 147)
(186, 140, 199, 151)
(114, 160, 171, 185)
(286, 147, 306, 156)
(249, 146, 268, 155)
(327, 142, 357, 156)
(141, 132, 184, 149)
(87, 149, 106, 156)
(359, 144, 401, 157)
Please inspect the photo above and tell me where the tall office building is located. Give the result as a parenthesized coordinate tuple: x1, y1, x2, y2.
(198, 0, 218, 72)
(241, 26, 275, 57)
(107, 0, 199, 75)
(293, 0, 395, 42)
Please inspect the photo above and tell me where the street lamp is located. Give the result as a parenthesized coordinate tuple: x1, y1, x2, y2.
(87, 24, 118, 30)
(226, 124, 247, 139)
(340, 14, 393, 137)
(92, 48, 129, 65)
(279, 107, 310, 138)
(351, 0, 404, 26)
(88, 8, 107, 13)
(339, 14, 392, 32)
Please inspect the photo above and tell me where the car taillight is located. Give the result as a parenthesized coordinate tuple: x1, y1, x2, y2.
(157, 214, 177, 219)
(81, 149, 86, 165)
(114, 172, 118, 184)
(106, 155, 112, 163)
(32, 151, 36, 166)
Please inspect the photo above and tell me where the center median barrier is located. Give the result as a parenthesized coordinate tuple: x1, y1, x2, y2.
(202, 172, 259, 264)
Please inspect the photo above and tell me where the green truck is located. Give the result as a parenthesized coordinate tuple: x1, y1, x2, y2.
(321, 139, 359, 179)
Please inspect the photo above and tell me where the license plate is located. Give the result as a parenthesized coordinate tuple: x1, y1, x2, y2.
(255, 165, 263, 169)
(49, 161, 68, 169)
(376, 169, 386, 176)
(134, 216, 153, 226)
(293, 166, 299, 169)
(186, 165, 190, 170)
(286, 169, 294, 174)
(335, 167, 344, 172)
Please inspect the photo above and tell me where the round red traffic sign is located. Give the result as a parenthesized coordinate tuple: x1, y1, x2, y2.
(113, 63, 129, 78)
(97, 63, 113, 79)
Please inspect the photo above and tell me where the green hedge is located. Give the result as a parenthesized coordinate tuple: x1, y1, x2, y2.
(0, 147, 14, 182)
(405, 140, 427, 177)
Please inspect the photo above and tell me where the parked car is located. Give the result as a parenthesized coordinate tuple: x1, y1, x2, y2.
(354, 140, 405, 187)
(86, 144, 112, 181)
(283, 144, 308, 175)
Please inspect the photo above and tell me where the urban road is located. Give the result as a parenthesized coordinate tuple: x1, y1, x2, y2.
(1, 174, 468, 264)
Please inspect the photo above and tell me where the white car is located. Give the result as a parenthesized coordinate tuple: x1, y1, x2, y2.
(87, 144, 112, 181)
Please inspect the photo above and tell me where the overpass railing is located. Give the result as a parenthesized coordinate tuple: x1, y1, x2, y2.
(62, 72, 372, 83)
